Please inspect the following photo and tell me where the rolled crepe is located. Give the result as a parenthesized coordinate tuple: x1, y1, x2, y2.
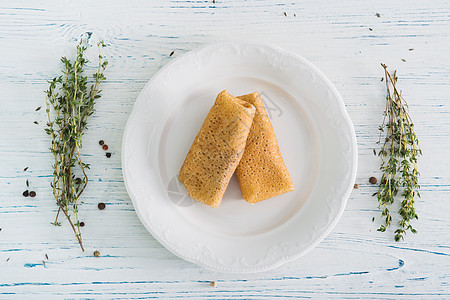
(236, 92, 294, 203)
(179, 90, 256, 208)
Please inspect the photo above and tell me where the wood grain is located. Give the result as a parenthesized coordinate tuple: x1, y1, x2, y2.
(1, 0, 449, 298)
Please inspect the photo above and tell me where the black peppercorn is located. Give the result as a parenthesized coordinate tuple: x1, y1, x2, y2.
(23, 190, 29, 197)
(99, 140, 104, 146)
(98, 203, 106, 210)
(29, 191, 36, 197)
(106, 152, 111, 158)
(79, 222, 85, 227)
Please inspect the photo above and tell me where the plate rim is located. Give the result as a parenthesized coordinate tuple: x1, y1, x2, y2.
(122, 41, 358, 273)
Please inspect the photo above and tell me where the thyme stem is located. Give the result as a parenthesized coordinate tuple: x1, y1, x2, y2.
(45, 40, 108, 250)
(376, 64, 421, 241)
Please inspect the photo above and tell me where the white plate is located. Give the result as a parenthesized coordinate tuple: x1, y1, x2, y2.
(122, 42, 357, 273)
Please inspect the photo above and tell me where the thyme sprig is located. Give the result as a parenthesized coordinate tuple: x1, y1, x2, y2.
(376, 63, 421, 242)
(45, 40, 108, 251)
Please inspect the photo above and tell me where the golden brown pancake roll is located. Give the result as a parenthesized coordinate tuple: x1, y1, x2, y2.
(179, 90, 256, 208)
(236, 92, 294, 203)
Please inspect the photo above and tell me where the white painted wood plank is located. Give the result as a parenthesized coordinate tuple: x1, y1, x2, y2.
(1, 0, 449, 298)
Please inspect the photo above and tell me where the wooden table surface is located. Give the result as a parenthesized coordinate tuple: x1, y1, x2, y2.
(1, 0, 449, 298)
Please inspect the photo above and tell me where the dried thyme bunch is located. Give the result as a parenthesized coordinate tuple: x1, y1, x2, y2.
(376, 63, 421, 242)
(45, 40, 108, 250)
